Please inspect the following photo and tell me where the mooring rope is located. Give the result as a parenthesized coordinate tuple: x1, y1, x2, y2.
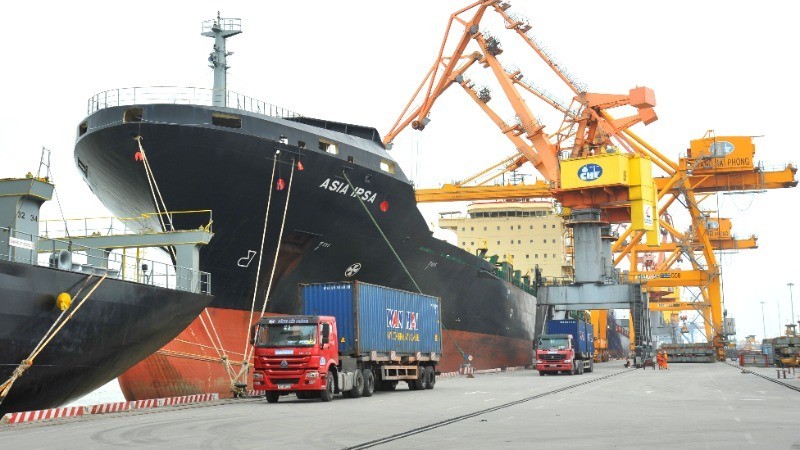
(233, 156, 296, 390)
(196, 311, 236, 382)
(135, 136, 241, 384)
(242, 153, 280, 357)
(135, 137, 176, 261)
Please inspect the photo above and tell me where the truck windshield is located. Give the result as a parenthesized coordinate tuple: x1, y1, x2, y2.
(538, 337, 569, 350)
(256, 324, 318, 347)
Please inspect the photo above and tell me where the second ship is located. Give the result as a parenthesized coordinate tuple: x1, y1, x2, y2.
(73, 15, 543, 400)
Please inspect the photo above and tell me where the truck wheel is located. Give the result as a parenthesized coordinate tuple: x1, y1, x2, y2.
(350, 370, 365, 398)
(265, 392, 280, 403)
(413, 367, 426, 390)
(320, 375, 334, 402)
(569, 362, 576, 375)
(424, 366, 436, 389)
(538, 371, 545, 376)
(586, 360, 594, 373)
(362, 369, 375, 397)
(577, 362, 584, 375)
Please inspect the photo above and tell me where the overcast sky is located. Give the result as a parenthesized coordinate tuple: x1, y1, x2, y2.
(4, 1, 798, 342)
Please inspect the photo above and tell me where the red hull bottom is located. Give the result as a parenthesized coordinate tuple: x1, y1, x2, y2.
(119, 308, 533, 400)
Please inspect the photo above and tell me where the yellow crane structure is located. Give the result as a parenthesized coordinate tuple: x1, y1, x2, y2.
(384, 0, 797, 359)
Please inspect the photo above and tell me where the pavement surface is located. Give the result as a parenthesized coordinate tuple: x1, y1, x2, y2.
(1, 361, 799, 449)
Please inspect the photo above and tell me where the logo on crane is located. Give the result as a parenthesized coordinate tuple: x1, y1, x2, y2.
(708, 141, 734, 157)
(577, 163, 603, 182)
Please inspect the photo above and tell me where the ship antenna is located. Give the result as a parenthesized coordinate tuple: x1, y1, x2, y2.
(201, 12, 242, 107)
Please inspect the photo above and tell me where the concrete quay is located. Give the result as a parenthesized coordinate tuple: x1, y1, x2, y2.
(1, 361, 798, 449)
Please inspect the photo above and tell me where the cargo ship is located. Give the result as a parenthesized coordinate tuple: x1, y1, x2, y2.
(607, 311, 631, 358)
(73, 15, 541, 400)
(0, 175, 212, 415)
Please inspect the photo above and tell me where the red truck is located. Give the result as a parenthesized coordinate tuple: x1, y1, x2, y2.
(535, 319, 595, 375)
(252, 282, 442, 402)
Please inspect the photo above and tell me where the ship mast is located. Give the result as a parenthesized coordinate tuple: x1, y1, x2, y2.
(202, 12, 242, 107)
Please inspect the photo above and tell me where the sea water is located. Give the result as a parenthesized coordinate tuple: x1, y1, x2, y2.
(65, 380, 126, 407)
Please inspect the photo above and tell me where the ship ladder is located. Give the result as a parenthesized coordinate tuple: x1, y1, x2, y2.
(0, 275, 107, 406)
(341, 171, 471, 366)
(234, 153, 298, 396)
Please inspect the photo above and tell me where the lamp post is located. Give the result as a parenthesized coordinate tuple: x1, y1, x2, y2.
(760, 300, 767, 340)
(789, 282, 795, 326)
(777, 296, 782, 335)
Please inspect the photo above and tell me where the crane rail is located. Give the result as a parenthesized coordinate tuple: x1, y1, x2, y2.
(726, 362, 800, 394)
(345, 368, 634, 450)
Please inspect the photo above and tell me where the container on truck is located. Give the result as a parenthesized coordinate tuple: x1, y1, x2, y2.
(535, 319, 594, 375)
(252, 281, 442, 402)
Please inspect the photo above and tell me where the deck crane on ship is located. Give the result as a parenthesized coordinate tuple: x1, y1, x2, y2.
(383, 0, 797, 360)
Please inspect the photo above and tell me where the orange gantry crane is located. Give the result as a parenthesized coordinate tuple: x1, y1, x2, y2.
(384, 0, 797, 358)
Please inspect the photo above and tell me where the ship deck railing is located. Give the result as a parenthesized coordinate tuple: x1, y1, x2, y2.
(1, 226, 211, 295)
(87, 86, 302, 118)
(40, 210, 214, 240)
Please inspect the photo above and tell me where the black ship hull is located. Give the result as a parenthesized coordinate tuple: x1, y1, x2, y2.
(608, 312, 631, 358)
(75, 103, 541, 396)
(0, 260, 211, 414)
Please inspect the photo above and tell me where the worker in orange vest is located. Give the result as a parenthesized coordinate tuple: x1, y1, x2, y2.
(656, 351, 664, 370)
(662, 351, 669, 370)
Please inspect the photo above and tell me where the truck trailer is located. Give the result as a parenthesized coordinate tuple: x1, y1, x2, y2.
(535, 319, 595, 375)
(252, 282, 442, 402)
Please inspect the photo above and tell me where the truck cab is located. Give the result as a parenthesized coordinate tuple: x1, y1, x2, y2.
(252, 316, 340, 402)
(536, 334, 578, 375)
(535, 319, 595, 376)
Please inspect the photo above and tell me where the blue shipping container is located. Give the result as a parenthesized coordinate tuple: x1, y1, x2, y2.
(545, 319, 595, 356)
(300, 282, 442, 357)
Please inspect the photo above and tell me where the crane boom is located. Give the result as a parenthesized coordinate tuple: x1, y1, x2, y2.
(389, 1, 797, 360)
